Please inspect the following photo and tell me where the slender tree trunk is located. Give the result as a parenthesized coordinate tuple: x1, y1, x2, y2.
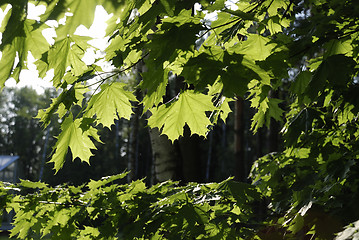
(205, 131, 213, 181)
(127, 63, 143, 182)
(115, 119, 120, 162)
(234, 98, 246, 182)
(178, 127, 202, 183)
(256, 127, 265, 158)
(127, 92, 140, 182)
(39, 126, 50, 181)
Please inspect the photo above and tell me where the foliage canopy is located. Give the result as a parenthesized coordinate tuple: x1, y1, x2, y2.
(1, 0, 359, 239)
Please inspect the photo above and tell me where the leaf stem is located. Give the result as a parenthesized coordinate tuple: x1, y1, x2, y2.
(73, 52, 149, 119)
(200, 18, 241, 39)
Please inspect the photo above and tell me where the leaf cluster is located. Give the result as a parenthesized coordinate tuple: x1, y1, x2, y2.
(1, 173, 262, 239)
(1, 0, 359, 239)
(0, 0, 295, 171)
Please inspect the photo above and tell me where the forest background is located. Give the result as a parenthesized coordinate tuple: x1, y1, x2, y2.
(0, 0, 359, 239)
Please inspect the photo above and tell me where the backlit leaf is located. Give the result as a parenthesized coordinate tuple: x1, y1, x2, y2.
(148, 90, 216, 142)
(47, 36, 90, 87)
(56, 0, 97, 36)
(251, 97, 283, 132)
(141, 67, 169, 111)
(0, 18, 50, 86)
(20, 180, 48, 189)
(50, 114, 99, 172)
(0, 44, 16, 87)
(236, 34, 274, 61)
(85, 82, 137, 128)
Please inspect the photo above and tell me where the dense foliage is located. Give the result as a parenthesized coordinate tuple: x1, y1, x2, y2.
(1, 173, 262, 239)
(1, 0, 359, 239)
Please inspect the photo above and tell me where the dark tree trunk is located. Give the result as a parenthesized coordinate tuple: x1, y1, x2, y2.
(127, 89, 141, 182)
(256, 127, 265, 158)
(127, 62, 143, 182)
(234, 98, 246, 182)
(205, 131, 213, 181)
(178, 127, 202, 183)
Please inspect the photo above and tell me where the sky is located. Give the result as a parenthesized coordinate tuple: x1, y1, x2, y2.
(0, 3, 112, 94)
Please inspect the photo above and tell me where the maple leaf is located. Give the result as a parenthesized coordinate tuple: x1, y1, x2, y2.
(148, 90, 216, 142)
(84, 82, 137, 128)
(266, 0, 289, 16)
(207, 81, 233, 124)
(46, 36, 90, 87)
(218, 97, 233, 123)
(0, 45, 16, 87)
(141, 67, 169, 111)
(251, 97, 284, 132)
(50, 114, 99, 172)
(0, 18, 50, 86)
(36, 84, 87, 128)
(236, 34, 275, 61)
(53, 0, 97, 37)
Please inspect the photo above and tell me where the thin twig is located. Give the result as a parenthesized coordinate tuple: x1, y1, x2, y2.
(72, 52, 150, 119)
(74, 52, 149, 85)
(199, 18, 241, 39)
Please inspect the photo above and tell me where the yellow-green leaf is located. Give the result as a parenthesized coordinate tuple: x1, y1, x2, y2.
(84, 82, 137, 128)
(0, 18, 50, 86)
(237, 34, 274, 61)
(50, 114, 99, 172)
(148, 90, 216, 142)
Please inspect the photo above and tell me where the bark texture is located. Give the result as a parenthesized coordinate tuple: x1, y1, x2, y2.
(149, 127, 182, 183)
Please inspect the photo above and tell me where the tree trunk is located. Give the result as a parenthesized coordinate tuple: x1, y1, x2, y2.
(127, 63, 143, 182)
(39, 126, 50, 181)
(178, 127, 202, 183)
(127, 93, 140, 182)
(234, 98, 246, 182)
(205, 131, 213, 181)
(149, 127, 182, 183)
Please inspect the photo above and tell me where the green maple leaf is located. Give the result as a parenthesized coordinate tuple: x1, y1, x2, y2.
(68, 43, 89, 76)
(141, 67, 169, 111)
(159, 0, 175, 16)
(291, 71, 312, 95)
(148, 90, 216, 142)
(324, 39, 353, 57)
(267, 16, 283, 34)
(84, 82, 137, 128)
(54, 0, 97, 37)
(207, 82, 233, 124)
(306, 55, 356, 100)
(218, 97, 233, 123)
(46, 36, 90, 87)
(23, 20, 50, 58)
(251, 97, 283, 132)
(237, 34, 275, 61)
(47, 38, 71, 87)
(20, 180, 48, 189)
(79, 226, 100, 239)
(42, 208, 80, 236)
(0, 45, 16, 87)
(67, 0, 96, 29)
(266, 0, 289, 16)
(50, 114, 99, 172)
(0, 18, 50, 86)
(36, 85, 87, 127)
